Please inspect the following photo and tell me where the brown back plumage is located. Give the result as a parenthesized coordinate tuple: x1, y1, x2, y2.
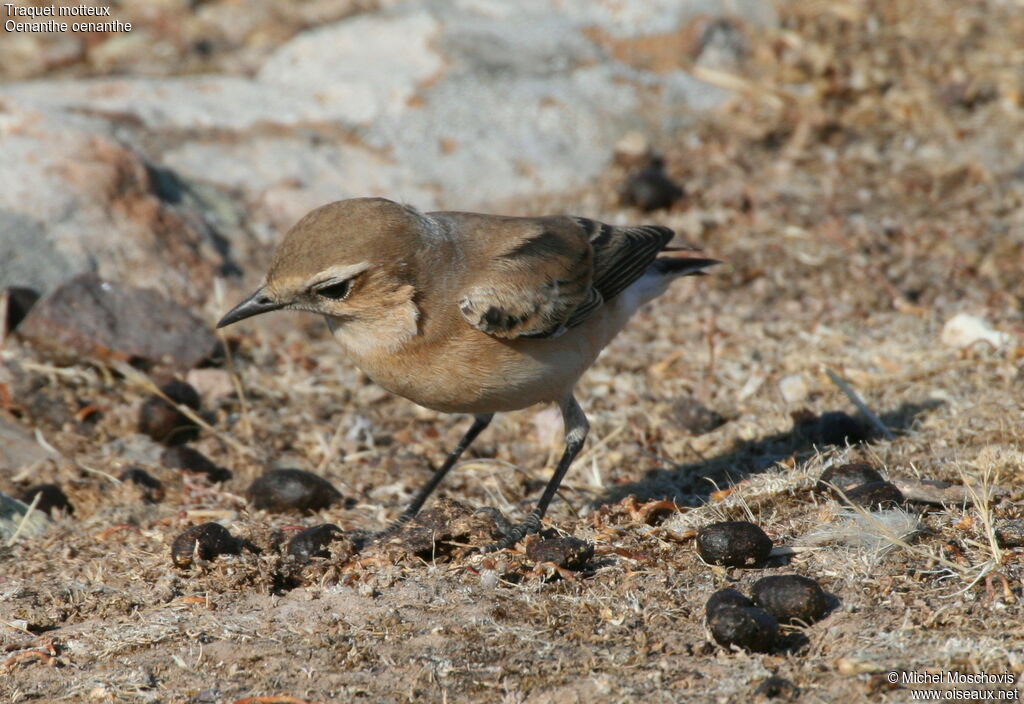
(447, 213, 706, 339)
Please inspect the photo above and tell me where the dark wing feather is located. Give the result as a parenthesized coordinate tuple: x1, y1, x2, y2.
(573, 218, 675, 302)
(457, 215, 709, 340)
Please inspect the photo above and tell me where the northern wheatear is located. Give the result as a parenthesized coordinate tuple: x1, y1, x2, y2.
(218, 198, 717, 551)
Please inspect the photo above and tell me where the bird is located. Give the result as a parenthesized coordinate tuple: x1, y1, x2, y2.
(217, 197, 718, 551)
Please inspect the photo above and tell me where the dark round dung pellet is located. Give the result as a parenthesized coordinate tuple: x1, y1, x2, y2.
(812, 411, 870, 446)
(841, 481, 904, 509)
(138, 380, 201, 445)
(161, 446, 232, 483)
(119, 467, 165, 503)
(525, 536, 594, 570)
(288, 523, 345, 563)
(705, 587, 754, 620)
(247, 469, 342, 513)
(816, 462, 884, 495)
(753, 675, 801, 700)
(619, 164, 684, 212)
(171, 522, 239, 567)
(995, 519, 1024, 548)
(708, 605, 778, 652)
(18, 484, 73, 515)
(696, 521, 773, 567)
(751, 574, 829, 625)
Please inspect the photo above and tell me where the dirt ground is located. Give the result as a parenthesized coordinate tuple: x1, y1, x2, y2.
(3, 1, 1024, 702)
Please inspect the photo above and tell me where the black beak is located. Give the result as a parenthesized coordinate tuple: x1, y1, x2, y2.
(216, 288, 287, 328)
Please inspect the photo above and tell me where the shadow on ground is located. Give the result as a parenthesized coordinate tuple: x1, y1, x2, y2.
(597, 399, 944, 507)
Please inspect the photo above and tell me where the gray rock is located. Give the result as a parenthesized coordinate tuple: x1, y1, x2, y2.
(17, 273, 217, 372)
(0, 0, 777, 292)
(0, 492, 52, 541)
(0, 107, 241, 302)
(0, 416, 49, 472)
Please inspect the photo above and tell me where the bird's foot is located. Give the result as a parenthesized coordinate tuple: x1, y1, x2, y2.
(475, 510, 542, 553)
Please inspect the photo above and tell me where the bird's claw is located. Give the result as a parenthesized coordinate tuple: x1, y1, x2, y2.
(478, 513, 542, 553)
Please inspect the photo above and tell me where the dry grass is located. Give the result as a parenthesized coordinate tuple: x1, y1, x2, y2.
(2, 0, 1024, 701)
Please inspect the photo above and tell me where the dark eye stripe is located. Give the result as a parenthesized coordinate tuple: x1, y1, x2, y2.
(316, 280, 351, 300)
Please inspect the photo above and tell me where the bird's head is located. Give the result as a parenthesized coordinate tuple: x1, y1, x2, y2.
(217, 198, 427, 330)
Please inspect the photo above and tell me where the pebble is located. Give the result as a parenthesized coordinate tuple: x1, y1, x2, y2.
(161, 446, 232, 483)
(185, 368, 236, 403)
(708, 605, 778, 653)
(119, 467, 164, 503)
(778, 374, 809, 404)
(246, 468, 342, 513)
(170, 522, 239, 567)
(816, 463, 884, 496)
(751, 574, 829, 625)
(287, 523, 347, 564)
(17, 484, 73, 515)
(137, 380, 201, 445)
(0, 492, 52, 540)
(841, 481, 905, 510)
(696, 521, 773, 567)
(940, 312, 1009, 349)
(525, 536, 594, 570)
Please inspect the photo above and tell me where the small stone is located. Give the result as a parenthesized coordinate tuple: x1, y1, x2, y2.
(995, 520, 1024, 548)
(753, 675, 801, 700)
(841, 481, 905, 510)
(119, 467, 164, 503)
(2, 287, 40, 333)
(170, 522, 240, 567)
(751, 574, 830, 625)
(0, 415, 49, 470)
(778, 374, 809, 404)
(161, 446, 232, 483)
(671, 396, 726, 435)
(16, 273, 217, 372)
(246, 469, 342, 513)
(138, 380, 201, 445)
(525, 536, 594, 570)
(17, 484, 73, 515)
(612, 131, 653, 168)
(0, 492, 52, 540)
(185, 368, 236, 403)
(705, 587, 754, 620)
(287, 523, 348, 564)
(941, 312, 1009, 350)
(619, 158, 684, 212)
(708, 605, 778, 653)
(696, 521, 773, 567)
(816, 463, 885, 496)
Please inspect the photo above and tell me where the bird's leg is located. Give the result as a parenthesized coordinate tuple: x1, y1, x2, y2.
(376, 413, 493, 538)
(481, 396, 589, 552)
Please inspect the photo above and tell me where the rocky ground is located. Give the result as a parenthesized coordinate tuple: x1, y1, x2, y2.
(1, 0, 1024, 702)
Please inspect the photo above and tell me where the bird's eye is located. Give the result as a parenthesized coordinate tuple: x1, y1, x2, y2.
(316, 280, 351, 300)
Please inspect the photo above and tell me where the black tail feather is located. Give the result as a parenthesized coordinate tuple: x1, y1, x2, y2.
(651, 257, 721, 276)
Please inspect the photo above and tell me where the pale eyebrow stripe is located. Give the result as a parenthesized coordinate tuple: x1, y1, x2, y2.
(306, 261, 372, 288)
